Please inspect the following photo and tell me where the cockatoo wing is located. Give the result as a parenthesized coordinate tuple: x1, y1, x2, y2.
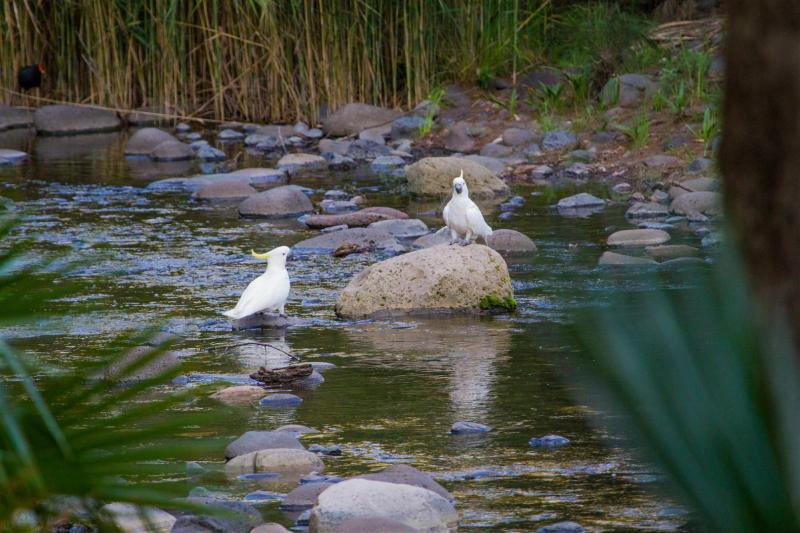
(224, 271, 289, 319)
(442, 200, 453, 228)
(465, 200, 491, 235)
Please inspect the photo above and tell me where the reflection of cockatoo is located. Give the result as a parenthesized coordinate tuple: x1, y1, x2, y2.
(442, 170, 493, 245)
(223, 246, 291, 319)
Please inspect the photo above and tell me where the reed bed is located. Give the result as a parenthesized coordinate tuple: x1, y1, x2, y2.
(0, 1, 646, 123)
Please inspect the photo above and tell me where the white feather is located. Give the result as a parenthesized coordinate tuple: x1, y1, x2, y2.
(224, 246, 291, 319)
(443, 172, 492, 243)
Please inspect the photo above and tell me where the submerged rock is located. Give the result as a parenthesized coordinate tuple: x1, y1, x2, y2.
(529, 435, 570, 447)
(34, 105, 122, 135)
(335, 244, 515, 318)
(309, 478, 457, 533)
(238, 185, 314, 218)
(406, 157, 509, 198)
(323, 103, 401, 136)
(225, 448, 324, 475)
(536, 521, 586, 533)
(225, 430, 304, 460)
(598, 251, 657, 266)
(646, 244, 699, 261)
(259, 393, 303, 408)
(450, 421, 491, 435)
(607, 229, 670, 246)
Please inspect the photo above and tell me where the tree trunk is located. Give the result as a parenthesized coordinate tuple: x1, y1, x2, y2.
(720, 1, 800, 341)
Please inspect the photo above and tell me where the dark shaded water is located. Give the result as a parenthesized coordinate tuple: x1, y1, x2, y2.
(0, 128, 707, 531)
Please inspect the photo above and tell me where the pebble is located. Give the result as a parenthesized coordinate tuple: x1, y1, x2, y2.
(218, 128, 245, 140)
(324, 189, 350, 200)
(529, 435, 570, 447)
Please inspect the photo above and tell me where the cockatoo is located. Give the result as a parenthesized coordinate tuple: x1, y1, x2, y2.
(442, 170, 493, 245)
(223, 246, 291, 319)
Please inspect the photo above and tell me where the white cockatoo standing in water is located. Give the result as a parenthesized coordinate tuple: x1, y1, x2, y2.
(223, 246, 291, 319)
(442, 170, 493, 245)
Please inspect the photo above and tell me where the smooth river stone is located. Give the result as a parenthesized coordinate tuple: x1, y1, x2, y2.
(225, 448, 324, 475)
(606, 229, 670, 246)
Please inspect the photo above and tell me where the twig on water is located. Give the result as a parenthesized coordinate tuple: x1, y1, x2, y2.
(219, 341, 300, 361)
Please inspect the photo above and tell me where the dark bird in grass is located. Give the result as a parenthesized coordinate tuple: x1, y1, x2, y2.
(18, 64, 44, 91)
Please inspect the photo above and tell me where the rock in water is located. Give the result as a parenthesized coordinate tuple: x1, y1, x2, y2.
(238, 185, 313, 218)
(670, 191, 721, 216)
(100, 503, 175, 533)
(225, 448, 324, 475)
(529, 435, 570, 447)
(34, 105, 122, 135)
(451, 421, 491, 435)
(124, 127, 178, 157)
(486, 229, 537, 256)
(309, 478, 457, 533)
(322, 103, 401, 136)
(405, 156, 509, 198)
(0, 105, 34, 132)
(334, 244, 515, 318)
(536, 521, 586, 533)
(225, 430, 304, 460)
(607, 229, 670, 246)
(210, 385, 267, 405)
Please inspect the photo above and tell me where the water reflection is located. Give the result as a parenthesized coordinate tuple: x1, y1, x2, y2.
(343, 318, 511, 422)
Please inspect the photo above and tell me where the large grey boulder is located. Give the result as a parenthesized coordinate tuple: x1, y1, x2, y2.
(406, 156, 509, 198)
(225, 448, 324, 475)
(209, 385, 267, 406)
(0, 105, 34, 132)
(238, 185, 314, 218)
(309, 478, 458, 533)
(329, 518, 417, 533)
(124, 127, 179, 157)
(293, 228, 404, 254)
(225, 430, 304, 461)
(335, 244, 515, 318)
(34, 105, 122, 135)
(601, 74, 658, 108)
(323, 103, 401, 136)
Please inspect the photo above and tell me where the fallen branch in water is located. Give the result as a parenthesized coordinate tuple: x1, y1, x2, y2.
(218, 341, 300, 361)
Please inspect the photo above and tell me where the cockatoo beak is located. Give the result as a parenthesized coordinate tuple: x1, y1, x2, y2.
(455, 183, 463, 194)
(251, 249, 271, 259)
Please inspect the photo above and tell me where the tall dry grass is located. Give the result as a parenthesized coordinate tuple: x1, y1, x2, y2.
(1, 0, 554, 123)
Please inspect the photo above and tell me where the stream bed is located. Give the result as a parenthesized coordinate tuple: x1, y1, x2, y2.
(0, 129, 707, 531)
